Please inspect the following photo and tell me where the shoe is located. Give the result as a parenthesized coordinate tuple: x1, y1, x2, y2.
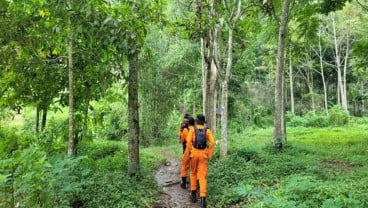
(190, 190, 197, 203)
(200, 197, 206, 208)
(180, 177, 186, 189)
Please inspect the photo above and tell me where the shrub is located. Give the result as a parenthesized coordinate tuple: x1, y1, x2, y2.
(253, 106, 273, 128)
(287, 112, 329, 128)
(287, 113, 307, 127)
(91, 101, 127, 141)
(328, 105, 349, 126)
(304, 112, 329, 128)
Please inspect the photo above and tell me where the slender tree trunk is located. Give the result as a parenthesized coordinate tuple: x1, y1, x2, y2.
(362, 82, 365, 113)
(289, 49, 295, 114)
(274, 0, 291, 150)
(41, 107, 47, 131)
(310, 76, 315, 112)
(219, 27, 234, 158)
(82, 98, 89, 140)
(211, 20, 221, 135)
(127, 53, 140, 176)
(332, 13, 347, 110)
(201, 38, 207, 114)
(305, 48, 315, 112)
(205, 58, 217, 132)
(343, 30, 350, 111)
(67, 1, 75, 157)
(199, 0, 217, 133)
(318, 29, 329, 114)
(36, 106, 40, 133)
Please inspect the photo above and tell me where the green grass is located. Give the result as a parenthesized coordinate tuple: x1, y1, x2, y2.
(208, 123, 368, 208)
(2, 113, 368, 208)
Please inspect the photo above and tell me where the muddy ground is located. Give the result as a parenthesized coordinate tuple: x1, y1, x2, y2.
(153, 155, 200, 208)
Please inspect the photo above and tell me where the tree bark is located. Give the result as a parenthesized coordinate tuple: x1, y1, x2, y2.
(67, 1, 75, 157)
(317, 26, 328, 114)
(198, 0, 218, 133)
(362, 82, 365, 113)
(332, 13, 347, 111)
(201, 38, 207, 114)
(41, 107, 47, 131)
(288, 49, 295, 114)
(127, 52, 140, 176)
(219, 0, 241, 158)
(36, 106, 40, 133)
(274, 0, 291, 150)
(342, 29, 350, 111)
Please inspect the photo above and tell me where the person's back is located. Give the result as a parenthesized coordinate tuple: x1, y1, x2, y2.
(185, 114, 215, 208)
(180, 117, 195, 189)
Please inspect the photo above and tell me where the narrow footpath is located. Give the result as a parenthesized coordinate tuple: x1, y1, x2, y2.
(153, 155, 200, 208)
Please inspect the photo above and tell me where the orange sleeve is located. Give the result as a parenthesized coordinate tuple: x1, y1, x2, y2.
(180, 128, 189, 143)
(184, 126, 194, 156)
(206, 129, 215, 158)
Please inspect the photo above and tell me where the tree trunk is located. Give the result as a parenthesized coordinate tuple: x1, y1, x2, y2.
(41, 107, 47, 131)
(342, 29, 350, 112)
(205, 58, 217, 132)
(67, 1, 75, 157)
(35, 106, 40, 133)
(274, 0, 291, 150)
(127, 52, 140, 176)
(318, 27, 329, 114)
(201, 38, 207, 114)
(220, 80, 228, 158)
(198, 0, 217, 133)
(332, 13, 347, 110)
(288, 49, 295, 114)
(82, 98, 89, 140)
(362, 82, 365, 113)
(219, 25, 232, 157)
(220, 0, 240, 156)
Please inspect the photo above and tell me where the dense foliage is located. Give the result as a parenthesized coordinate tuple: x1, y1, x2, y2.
(1, 0, 368, 207)
(208, 122, 368, 207)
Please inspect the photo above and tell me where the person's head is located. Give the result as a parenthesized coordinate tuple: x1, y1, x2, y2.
(196, 114, 205, 125)
(188, 117, 195, 126)
(184, 113, 190, 119)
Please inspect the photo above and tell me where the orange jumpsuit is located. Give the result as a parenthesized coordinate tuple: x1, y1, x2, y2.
(180, 126, 193, 177)
(185, 124, 215, 197)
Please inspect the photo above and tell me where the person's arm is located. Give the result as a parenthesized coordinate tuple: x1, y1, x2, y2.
(180, 128, 188, 143)
(184, 127, 194, 156)
(206, 129, 215, 158)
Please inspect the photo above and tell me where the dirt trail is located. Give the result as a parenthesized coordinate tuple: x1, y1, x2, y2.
(153, 155, 200, 208)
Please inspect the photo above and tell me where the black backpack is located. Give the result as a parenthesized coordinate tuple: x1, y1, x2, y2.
(193, 126, 207, 149)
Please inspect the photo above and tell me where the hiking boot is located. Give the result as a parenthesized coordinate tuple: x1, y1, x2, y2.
(190, 190, 197, 203)
(180, 177, 186, 189)
(200, 197, 207, 208)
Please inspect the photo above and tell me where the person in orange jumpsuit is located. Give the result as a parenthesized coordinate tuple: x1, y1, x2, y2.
(178, 113, 190, 153)
(184, 114, 215, 208)
(180, 116, 195, 189)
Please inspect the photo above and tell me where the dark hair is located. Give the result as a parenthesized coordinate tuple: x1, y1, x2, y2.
(184, 113, 190, 119)
(196, 114, 205, 125)
(188, 117, 195, 126)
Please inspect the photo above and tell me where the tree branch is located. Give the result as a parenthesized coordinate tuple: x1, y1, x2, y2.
(356, 0, 368, 12)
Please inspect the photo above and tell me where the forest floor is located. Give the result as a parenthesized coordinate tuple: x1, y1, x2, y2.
(153, 153, 200, 208)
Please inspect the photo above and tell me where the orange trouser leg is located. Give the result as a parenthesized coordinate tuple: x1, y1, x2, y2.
(180, 154, 190, 177)
(197, 154, 208, 197)
(190, 156, 199, 191)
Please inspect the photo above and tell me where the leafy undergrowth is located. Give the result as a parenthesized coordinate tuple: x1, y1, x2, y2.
(208, 123, 368, 208)
(2, 121, 368, 207)
(0, 138, 165, 208)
